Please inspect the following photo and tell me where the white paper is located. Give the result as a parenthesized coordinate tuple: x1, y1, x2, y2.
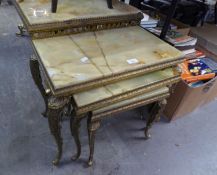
(141, 13, 149, 22)
(127, 58, 139, 65)
(80, 57, 89, 63)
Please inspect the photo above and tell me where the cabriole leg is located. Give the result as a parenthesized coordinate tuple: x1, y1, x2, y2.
(47, 97, 70, 166)
(29, 51, 70, 166)
(87, 115, 101, 166)
(70, 115, 83, 160)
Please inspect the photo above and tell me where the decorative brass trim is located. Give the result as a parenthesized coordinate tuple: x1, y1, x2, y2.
(53, 59, 183, 96)
(75, 76, 180, 115)
(30, 20, 140, 39)
(92, 93, 170, 121)
(48, 96, 70, 109)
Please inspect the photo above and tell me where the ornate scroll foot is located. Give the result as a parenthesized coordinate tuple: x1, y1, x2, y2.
(47, 97, 70, 166)
(70, 116, 83, 161)
(16, 24, 27, 36)
(144, 99, 167, 139)
(87, 115, 101, 166)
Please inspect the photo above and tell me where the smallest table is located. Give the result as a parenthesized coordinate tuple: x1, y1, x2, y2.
(71, 86, 169, 166)
(70, 67, 179, 166)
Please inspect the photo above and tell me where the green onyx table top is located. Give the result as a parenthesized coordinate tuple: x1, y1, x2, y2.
(93, 87, 169, 115)
(73, 67, 177, 107)
(33, 26, 183, 95)
(15, 0, 140, 26)
(73, 67, 179, 114)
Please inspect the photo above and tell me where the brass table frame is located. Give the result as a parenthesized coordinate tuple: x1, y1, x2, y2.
(16, 0, 182, 167)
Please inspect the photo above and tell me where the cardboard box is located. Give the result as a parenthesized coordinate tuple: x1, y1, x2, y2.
(164, 43, 217, 121)
(164, 77, 217, 121)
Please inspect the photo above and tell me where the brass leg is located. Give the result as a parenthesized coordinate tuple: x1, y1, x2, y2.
(47, 97, 70, 166)
(29, 55, 50, 117)
(29, 48, 70, 166)
(70, 116, 83, 160)
(144, 99, 167, 139)
(47, 107, 62, 166)
(87, 115, 101, 166)
(16, 24, 27, 36)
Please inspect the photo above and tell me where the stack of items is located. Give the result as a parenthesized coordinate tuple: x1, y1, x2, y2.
(179, 50, 217, 87)
(14, 0, 184, 167)
(148, 28, 197, 56)
(140, 14, 197, 56)
(140, 13, 178, 30)
(140, 13, 158, 29)
(166, 30, 197, 56)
